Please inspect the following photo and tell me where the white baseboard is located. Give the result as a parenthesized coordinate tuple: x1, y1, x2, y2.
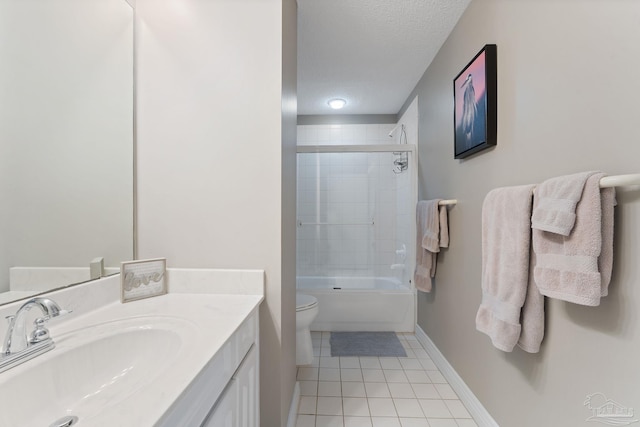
(415, 325, 499, 427)
(287, 381, 301, 427)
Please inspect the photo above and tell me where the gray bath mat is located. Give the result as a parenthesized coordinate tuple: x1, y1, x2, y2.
(330, 332, 407, 357)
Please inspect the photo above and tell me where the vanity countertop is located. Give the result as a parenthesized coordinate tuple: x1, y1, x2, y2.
(0, 268, 264, 427)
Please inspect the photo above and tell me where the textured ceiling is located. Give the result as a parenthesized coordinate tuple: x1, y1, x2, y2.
(297, 0, 472, 115)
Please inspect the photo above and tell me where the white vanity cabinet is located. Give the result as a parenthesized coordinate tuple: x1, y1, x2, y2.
(202, 344, 258, 427)
(157, 309, 259, 427)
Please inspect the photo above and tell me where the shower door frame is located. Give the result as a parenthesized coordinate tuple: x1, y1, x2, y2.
(296, 144, 418, 291)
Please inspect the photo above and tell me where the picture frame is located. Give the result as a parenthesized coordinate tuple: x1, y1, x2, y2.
(453, 44, 497, 159)
(120, 258, 167, 303)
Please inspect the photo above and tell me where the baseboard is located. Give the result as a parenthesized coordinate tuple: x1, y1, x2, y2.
(286, 381, 301, 427)
(415, 325, 499, 427)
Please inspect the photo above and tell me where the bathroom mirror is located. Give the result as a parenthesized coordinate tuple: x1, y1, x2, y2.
(0, 0, 134, 305)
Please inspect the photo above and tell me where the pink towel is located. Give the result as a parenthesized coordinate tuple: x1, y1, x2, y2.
(415, 200, 449, 292)
(476, 184, 544, 353)
(532, 173, 616, 306)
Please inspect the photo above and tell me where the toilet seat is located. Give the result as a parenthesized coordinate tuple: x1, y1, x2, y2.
(296, 294, 318, 312)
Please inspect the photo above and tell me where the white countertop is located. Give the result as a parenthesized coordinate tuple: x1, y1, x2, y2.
(0, 268, 264, 427)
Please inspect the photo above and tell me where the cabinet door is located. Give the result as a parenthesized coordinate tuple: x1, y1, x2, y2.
(201, 379, 237, 427)
(235, 345, 258, 427)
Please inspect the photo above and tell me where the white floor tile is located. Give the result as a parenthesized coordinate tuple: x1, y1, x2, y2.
(343, 397, 371, 416)
(443, 400, 471, 418)
(342, 368, 364, 382)
(318, 381, 342, 397)
(408, 341, 424, 349)
(384, 370, 409, 383)
(426, 419, 457, 427)
(344, 416, 374, 427)
(296, 414, 316, 427)
(343, 382, 367, 397)
(320, 368, 341, 382)
(371, 417, 402, 427)
(322, 331, 331, 339)
(316, 415, 345, 427)
(297, 367, 319, 381)
(310, 357, 320, 367)
(321, 347, 333, 357)
(387, 383, 415, 399)
(379, 358, 402, 370)
(419, 400, 453, 418)
(411, 384, 440, 399)
(360, 357, 382, 369)
(426, 371, 447, 384)
(434, 384, 457, 400)
(314, 347, 321, 357)
(399, 418, 430, 427)
(298, 396, 317, 414)
(300, 380, 318, 396)
(412, 349, 430, 359)
(405, 370, 431, 384)
(365, 382, 391, 398)
(419, 359, 438, 371)
(399, 358, 423, 370)
(393, 398, 425, 418)
(368, 398, 398, 417)
(363, 369, 386, 382)
(404, 349, 417, 358)
(320, 357, 341, 368)
(311, 331, 322, 339)
(317, 396, 343, 415)
(341, 357, 361, 368)
(454, 419, 479, 427)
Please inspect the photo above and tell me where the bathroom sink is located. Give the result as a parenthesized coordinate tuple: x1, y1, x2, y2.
(0, 315, 197, 426)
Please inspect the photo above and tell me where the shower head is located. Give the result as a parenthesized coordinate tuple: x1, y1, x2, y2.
(388, 123, 400, 138)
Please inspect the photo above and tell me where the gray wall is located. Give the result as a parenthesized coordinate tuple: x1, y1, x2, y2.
(407, 1, 640, 426)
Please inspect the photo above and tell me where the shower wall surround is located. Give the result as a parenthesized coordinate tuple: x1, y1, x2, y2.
(297, 124, 414, 284)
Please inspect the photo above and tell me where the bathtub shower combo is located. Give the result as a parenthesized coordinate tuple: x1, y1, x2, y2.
(296, 143, 417, 332)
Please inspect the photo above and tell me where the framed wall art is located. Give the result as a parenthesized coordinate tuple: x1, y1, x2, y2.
(453, 44, 497, 159)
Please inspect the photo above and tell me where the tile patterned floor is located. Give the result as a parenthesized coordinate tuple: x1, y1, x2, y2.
(296, 332, 479, 427)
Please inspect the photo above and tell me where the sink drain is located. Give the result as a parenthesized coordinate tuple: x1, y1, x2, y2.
(50, 416, 78, 427)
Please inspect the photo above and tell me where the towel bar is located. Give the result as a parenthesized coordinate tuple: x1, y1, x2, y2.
(438, 199, 457, 206)
(599, 174, 640, 188)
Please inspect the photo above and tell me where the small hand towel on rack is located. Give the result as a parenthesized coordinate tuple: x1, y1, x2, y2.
(531, 171, 597, 236)
(415, 200, 449, 292)
(476, 184, 544, 353)
(532, 173, 616, 306)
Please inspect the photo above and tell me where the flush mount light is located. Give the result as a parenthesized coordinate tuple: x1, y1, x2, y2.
(328, 98, 346, 110)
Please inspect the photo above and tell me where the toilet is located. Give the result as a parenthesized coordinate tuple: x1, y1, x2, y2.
(296, 293, 319, 365)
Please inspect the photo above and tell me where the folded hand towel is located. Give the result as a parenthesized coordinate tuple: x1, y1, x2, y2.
(531, 171, 597, 236)
(533, 173, 616, 306)
(476, 184, 544, 353)
(415, 200, 449, 292)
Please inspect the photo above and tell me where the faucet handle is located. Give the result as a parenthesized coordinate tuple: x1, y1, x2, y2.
(29, 317, 50, 344)
(28, 310, 72, 344)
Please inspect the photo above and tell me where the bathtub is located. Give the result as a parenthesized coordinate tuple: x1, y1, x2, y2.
(296, 276, 414, 332)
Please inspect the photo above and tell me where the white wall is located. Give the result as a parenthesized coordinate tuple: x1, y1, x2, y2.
(405, 1, 640, 425)
(135, 0, 296, 425)
(0, 0, 134, 292)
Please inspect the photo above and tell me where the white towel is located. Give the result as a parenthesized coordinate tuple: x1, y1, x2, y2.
(532, 173, 616, 306)
(415, 200, 449, 292)
(531, 171, 597, 236)
(476, 184, 544, 353)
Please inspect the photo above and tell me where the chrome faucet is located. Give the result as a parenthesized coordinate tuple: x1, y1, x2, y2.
(0, 297, 71, 373)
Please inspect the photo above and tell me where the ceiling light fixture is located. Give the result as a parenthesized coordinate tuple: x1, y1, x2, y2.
(328, 98, 346, 110)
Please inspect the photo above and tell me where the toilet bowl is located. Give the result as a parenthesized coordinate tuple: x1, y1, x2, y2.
(296, 293, 319, 365)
